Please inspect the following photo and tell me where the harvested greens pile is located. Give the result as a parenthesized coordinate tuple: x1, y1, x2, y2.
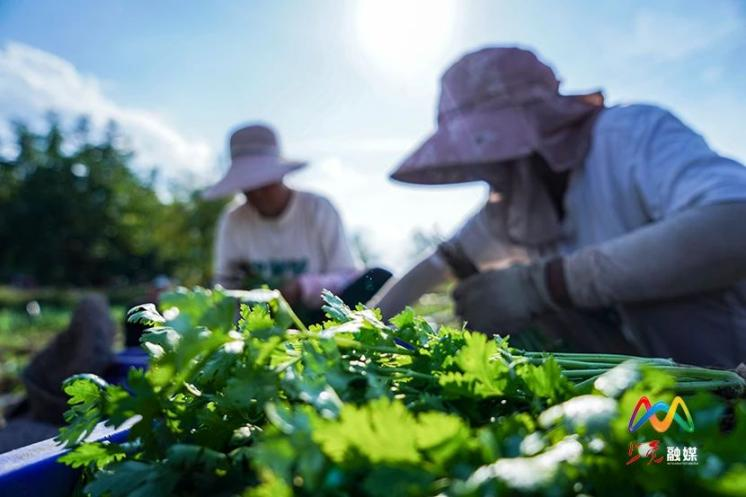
(57, 287, 746, 497)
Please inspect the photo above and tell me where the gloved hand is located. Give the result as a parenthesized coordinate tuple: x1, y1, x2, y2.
(452, 261, 557, 333)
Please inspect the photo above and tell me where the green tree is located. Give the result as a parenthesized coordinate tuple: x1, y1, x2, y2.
(0, 116, 226, 287)
(153, 191, 226, 286)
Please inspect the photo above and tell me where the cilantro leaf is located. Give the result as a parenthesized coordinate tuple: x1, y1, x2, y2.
(58, 441, 126, 469)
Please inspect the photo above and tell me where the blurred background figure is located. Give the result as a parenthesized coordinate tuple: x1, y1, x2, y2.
(0, 274, 172, 451)
(205, 124, 391, 322)
(370, 47, 746, 368)
(0, 295, 114, 452)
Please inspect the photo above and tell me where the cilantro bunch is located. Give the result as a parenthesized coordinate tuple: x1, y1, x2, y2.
(57, 287, 746, 497)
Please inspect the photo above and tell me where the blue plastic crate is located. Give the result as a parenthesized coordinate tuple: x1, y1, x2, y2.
(0, 349, 147, 496)
(0, 420, 135, 497)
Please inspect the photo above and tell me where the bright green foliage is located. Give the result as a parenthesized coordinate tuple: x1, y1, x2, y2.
(58, 287, 746, 497)
(57, 375, 107, 446)
(58, 441, 126, 470)
(439, 331, 509, 398)
(311, 397, 468, 465)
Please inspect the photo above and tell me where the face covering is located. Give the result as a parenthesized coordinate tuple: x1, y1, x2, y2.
(480, 156, 565, 246)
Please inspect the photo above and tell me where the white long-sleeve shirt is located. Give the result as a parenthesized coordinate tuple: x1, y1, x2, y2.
(213, 191, 359, 306)
(451, 104, 746, 366)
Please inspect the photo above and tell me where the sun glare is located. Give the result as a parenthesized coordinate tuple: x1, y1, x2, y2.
(355, 0, 456, 77)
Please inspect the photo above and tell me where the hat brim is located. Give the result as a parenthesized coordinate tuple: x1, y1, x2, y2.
(202, 156, 307, 200)
(390, 105, 538, 185)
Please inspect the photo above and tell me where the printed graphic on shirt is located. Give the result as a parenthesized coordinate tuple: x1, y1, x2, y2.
(250, 259, 308, 282)
(231, 258, 308, 289)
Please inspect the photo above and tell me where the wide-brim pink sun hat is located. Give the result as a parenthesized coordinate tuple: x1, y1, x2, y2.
(391, 46, 602, 185)
(393, 103, 540, 185)
(203, 123, 306, 200)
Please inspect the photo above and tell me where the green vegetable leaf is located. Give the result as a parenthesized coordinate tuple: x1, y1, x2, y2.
(127, 303, 166, 326)
(58, 441, 126, 469)
(312, 398, 421, 464)
(439, 331, 508, 398)
(516, 356, 574, 404)
(85, 461, 177, 497)
(320, 290, 352, 323)
(56, 375, 108, 447)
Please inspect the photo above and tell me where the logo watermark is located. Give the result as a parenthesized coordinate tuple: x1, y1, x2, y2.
(628, 395, 694, 433)
(625, 395, 698, 466)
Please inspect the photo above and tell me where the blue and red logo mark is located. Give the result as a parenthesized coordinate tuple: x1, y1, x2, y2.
(628, 395, 694, 433)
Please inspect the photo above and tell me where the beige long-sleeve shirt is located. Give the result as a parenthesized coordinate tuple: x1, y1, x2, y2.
(213, 191, 359, 306)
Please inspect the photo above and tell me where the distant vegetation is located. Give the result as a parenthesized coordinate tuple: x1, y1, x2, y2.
(0, 115, 227, 288)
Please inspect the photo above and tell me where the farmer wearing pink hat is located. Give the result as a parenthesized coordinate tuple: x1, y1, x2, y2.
(370, 47, 746, 368)
(205, 124, 390, 320)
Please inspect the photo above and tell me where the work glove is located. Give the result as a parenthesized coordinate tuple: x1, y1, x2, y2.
(453, 261, 557, 333)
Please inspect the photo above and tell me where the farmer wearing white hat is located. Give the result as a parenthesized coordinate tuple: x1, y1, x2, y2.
(370, 47, 746, 368)
(206, 124, 391, 316)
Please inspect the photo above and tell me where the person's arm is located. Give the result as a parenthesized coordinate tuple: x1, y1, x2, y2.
(368, 251, 452, 319)
(297, 198, 359, 307)
(563, 202, 746, 307)
(297, 270, 359, 307)
(451, 203, 746, 334)
(369, 197, 531, 320)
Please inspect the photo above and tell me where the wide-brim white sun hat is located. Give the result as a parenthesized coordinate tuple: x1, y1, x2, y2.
(203, 123, 307, 200)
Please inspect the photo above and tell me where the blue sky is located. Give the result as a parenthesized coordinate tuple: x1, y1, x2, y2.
(1, 0, 745, 270)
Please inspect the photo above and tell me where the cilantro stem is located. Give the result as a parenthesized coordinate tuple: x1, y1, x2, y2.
(363, 345, 415, 356)
(333, 340, 415, 356)
(573, 376, 600, 393)
(281, 300, 308, 333)
(528, 358, 614, 369)
(164, 341, 228, 399)
(662, 367, 743, 380)
(523, 351, 649, 363)
(559, 366, 742, 379)
(397, 384, 424, 395)
(561, 369, 614, 378)
(528, 358, 673, 369)
(368, 365, 436, 382)
(673, 380, 745, 394)
(566, 370, 745, 395)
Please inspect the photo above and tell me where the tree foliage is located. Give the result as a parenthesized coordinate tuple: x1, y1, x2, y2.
(0, 115, 226, 286)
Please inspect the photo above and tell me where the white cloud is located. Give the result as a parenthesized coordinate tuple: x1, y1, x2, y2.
(287, 152, 487, 272)
(0, 42, 214, 187)
(292, 136, 415, 155)
(617, 3, 744, 61)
